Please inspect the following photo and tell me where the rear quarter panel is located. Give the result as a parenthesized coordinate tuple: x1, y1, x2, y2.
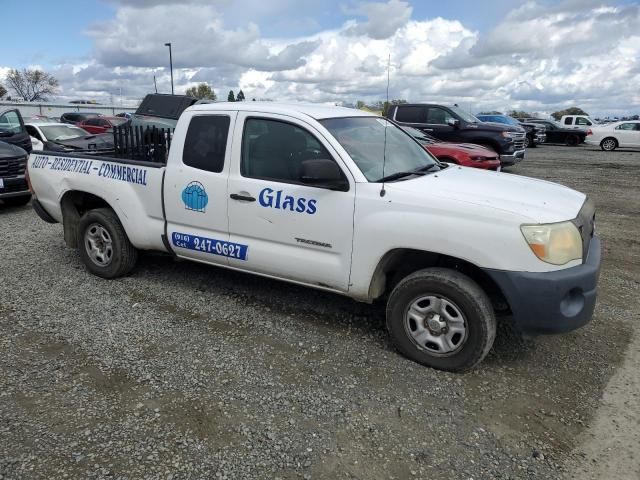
(28, 153, 166, 251)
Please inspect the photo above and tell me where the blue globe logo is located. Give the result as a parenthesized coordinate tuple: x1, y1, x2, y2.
(182, 181, 208, 212)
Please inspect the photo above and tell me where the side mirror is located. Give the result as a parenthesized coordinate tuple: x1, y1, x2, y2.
(446, 119, 460, 128)
(0, 128, 13, 138)
(300, 159, 348, 191)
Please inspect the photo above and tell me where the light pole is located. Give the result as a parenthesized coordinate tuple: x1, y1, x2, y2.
(164, 42, 174, 94)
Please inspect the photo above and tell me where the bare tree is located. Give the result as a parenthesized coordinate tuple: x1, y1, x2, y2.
(0, 84, 7, 99)
(5, 68, 59, 101)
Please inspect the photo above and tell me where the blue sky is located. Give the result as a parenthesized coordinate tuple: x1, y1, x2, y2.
(2, 0, 639, 116)
(2, 0, 535, 68)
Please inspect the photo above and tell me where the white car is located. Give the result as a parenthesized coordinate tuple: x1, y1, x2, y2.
(27, 103, 601, 371)
(30, 136, 44, 151)
(585, 120, 640, 151)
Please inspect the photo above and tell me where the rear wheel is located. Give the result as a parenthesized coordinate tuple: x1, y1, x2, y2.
(77, 208, 138, 278)
(2, 194, 31, 207)
(565, 134, 579, 146)
(386, 268, 496, 372)
(600, 137, 617, 151)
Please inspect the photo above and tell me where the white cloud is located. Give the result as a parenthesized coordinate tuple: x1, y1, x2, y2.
(344, 0, 413, 39)
(4, 0, 638, 117)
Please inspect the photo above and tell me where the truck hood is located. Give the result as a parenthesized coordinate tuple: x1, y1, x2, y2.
(470, 121, 524, 133)
(429, 142, 496, 156)
(0, 140, 27, 158)
(387, 165, 586, 223)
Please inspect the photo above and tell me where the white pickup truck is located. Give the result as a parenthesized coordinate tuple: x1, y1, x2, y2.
(27, 103, 601, 371)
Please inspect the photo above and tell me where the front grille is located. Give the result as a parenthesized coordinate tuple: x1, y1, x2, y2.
(0, 179, 28, 193)
(0, 156, 27, 177)
(512, 132, 526, 150)
(573, 197, 596, 260)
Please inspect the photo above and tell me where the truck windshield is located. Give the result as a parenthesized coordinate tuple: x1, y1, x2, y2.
(321, 117, 438, 182)
(449, 106, 480, 124)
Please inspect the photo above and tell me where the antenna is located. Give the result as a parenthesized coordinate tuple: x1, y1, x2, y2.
(380, 52, 391, 198)
(153, 71, 158, 93)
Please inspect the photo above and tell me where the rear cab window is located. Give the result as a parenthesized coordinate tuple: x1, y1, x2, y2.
(394, 106, 427, 123)
(182, 115, 231, 173)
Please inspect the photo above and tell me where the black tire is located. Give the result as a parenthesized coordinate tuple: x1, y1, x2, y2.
(386, 268, 496, 372)
(77, 208, 138, 279)
(2, 194, 31, 207)
(600, 137, 618, 151)
(565, 134, 579, 146)
(527, 134, 537, 148)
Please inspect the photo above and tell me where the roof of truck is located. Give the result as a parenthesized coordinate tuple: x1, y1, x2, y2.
(186, 102, 375, 120)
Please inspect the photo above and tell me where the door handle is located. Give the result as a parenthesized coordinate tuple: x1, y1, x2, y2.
(230, 193, 256, 202)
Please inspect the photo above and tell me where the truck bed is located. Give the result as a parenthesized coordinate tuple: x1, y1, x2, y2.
(28, 150, 168, 252)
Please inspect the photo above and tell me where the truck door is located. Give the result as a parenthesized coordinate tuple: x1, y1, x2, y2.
(226, 113, 355, 291)
(0, 108, 32, 153)
(423, 107, 458, 141)
(163, 111, 239, 266)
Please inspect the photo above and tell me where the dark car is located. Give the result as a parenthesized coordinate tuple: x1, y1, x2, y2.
(0, 141, 30, 206)
(476, 114, 546, 148)
(386, 104, 526, 166)
(25, 122, 115, 153)
(0, 108, 32, 153)
(521, 119, 586, 146)
(60, 112, 104, 125)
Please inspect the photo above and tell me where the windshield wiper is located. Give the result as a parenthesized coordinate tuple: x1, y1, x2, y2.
(376, 164, 440, 183)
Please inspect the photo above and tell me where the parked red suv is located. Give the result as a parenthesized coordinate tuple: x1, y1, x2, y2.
(403, 126, 501, 171)
(77, 116, 128, 134)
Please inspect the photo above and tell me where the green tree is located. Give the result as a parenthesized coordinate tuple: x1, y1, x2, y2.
(227, 90, 235, 102)
(185, 83, 216, 100)
(5, 68, 59, 101)
(382, 99, 407, 115)
(356, 100, 366, 109)
(551, 107, 588, 121)
(236, 90, 245, 101)
(479, 111, 503, 115)
(0, 84, 6, 98)
(507, 110, 531, 119)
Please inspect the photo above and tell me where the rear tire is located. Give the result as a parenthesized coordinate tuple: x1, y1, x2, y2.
(386, 268, 496, 372)
(77, 208, 138, 279)
(2, 194, 31, 207)
(600, 137, 617, 151)
(565, 134, 579, 146)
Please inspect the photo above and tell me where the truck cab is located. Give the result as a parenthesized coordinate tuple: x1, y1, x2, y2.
(560, 115, 596, 130)
(386, 104, 526, 166)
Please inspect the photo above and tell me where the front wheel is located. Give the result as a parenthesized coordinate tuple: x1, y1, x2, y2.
(600, 137, 617, 151)
(386, 268, 496, 372)
(77, 208, 138, 279)
(525, 135, 536, 148)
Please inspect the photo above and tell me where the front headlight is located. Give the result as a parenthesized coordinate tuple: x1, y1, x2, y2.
(520, 221, 582, 265)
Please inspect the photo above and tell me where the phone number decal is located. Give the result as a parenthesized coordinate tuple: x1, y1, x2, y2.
(172, 232, 248, 261)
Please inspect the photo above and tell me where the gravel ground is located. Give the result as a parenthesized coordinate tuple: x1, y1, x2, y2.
(1, 144, 639, 480)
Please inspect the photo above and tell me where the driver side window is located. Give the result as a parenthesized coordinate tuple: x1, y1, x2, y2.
(241, 118, 337, 185)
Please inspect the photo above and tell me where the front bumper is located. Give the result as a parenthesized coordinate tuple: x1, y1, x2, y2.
(499, 149, 525, 166)
(484, 235, 601, 335)
(535, 133, 546, 144)
(0, 175, 29, 199)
